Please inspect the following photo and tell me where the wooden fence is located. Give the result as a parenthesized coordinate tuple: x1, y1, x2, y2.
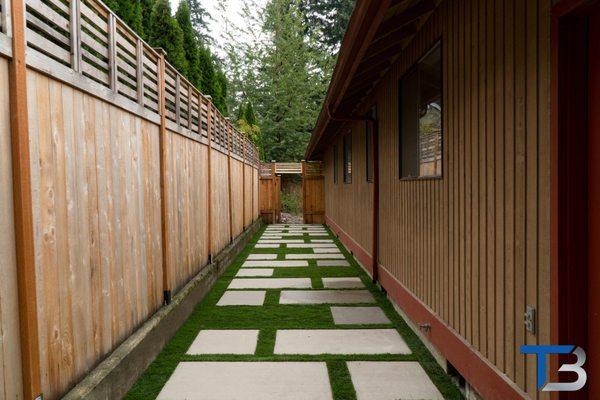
(0, 0, 259, 398)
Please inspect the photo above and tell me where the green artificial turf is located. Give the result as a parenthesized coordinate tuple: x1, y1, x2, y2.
(125, 225, 463, 400)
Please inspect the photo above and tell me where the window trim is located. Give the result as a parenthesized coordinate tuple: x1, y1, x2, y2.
(333, 144, 339, 184)
(343, 132, 352, 184)
(366, 105, 376, 183)
(398, 39, 444, 181)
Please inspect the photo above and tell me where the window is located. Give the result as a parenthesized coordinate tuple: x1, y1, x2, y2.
(366, 105, 377, 182)
(399, 41, 442, 179)
(333, 145, 339, 184)
(343, 133, 352, 183)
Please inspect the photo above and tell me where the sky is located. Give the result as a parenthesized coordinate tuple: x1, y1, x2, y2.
(170, 0, 267, 57)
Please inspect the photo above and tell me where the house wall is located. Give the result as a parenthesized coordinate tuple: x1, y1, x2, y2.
(322, 0, 551, 398)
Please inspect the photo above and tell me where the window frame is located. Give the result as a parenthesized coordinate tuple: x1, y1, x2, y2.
(333, 144, 339, 184)
(343, 132, 352, 184)
(398, 39, 444, 181)
(366, 105, 377, 183)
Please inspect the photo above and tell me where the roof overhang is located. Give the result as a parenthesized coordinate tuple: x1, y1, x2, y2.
(306, 0, 439, 159)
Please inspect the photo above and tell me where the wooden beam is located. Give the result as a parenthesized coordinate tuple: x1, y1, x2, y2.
(157, 51, 172, 304)
(377, 0, 435, 39)
(9, 0, 43, 397)
(366, 23, 417, 60)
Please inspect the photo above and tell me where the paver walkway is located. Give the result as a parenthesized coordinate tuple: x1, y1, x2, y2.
(126, 224, 462, 400)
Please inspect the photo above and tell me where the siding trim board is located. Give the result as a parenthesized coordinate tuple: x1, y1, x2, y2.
(326, 215, 373, 275)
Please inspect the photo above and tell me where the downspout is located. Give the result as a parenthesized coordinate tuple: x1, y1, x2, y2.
(324, 108, 380, 284)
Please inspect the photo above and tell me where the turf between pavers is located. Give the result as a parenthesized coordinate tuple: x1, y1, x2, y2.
(125, 225, 463, 400)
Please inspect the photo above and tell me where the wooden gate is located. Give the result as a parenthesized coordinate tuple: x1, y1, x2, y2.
(302, 161, 325, 223)
(259, 163, 281, 223)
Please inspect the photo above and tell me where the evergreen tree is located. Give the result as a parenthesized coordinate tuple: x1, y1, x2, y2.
(244, 102, 257, 126)
(214, 69, 228, 114)
(176, 0, 201, 87)
(148, 0, 188, 76)
(117, 0, 144, 37)
(140, 0, 155, 40)
(188, 0, 213, 44)
(300, 0, 355, 53)
(198, 44, 215, 98)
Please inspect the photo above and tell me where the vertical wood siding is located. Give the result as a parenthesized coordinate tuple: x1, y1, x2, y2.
(324, 122, 374, 254)
(322, 0, 551, 397)
(0, 56, 25, 400)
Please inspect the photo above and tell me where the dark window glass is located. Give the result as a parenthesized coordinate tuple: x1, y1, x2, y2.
(399, 41, 442, 179)
(333, 145, 339, 184)
(343, 133, 352, 183)
(366, 105, 377, 182)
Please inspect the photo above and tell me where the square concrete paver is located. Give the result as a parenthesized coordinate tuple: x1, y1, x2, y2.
(236, 268, 274, 277)
(274, 329, 411, 355)
(258, 239, 305, 244)
(279, 290, 375, 304)
(347, 361, 443, 400)
(217, 290, 266, 306)
(331, 307, 391, 325)
(247, 254, 278, 260)
(229, 278, 312, 289)
(317, 260, 350, 267)
(287, 243, 338, 248)
(313, 247, 342, 253)
(255, 244, 280, 248)
(286, 253, 345, 259)
(242, 260, 309, 268)
(157, 362, 333, 400)
(323, 277, 364, 288)
(187, 330, 259, 355)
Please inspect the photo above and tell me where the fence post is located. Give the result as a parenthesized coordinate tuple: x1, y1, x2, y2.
(108, 14, 117, 91)
(8, 0, 42, 398)
(227, 123, 233, 242)
(157, 50, 172, 304)
(271, 162, 276, 224)
(206, 98, 213, 261)
(136, 39, 144, 105)
(69, 0, 81, 72)
(242, 137, 247, 229)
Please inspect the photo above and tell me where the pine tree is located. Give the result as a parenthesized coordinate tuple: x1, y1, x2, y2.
(213, 70, 228, 115)
(117, 0, 144, 37)
(140, 0, 155, 40)
(176, 0, 201, 87)
(244, 102, 257, 126)
(300, 0, 355, 53)
(198, 44, 215, 98)
(148, 0, 188, 76)
(188, 0, 213, 44)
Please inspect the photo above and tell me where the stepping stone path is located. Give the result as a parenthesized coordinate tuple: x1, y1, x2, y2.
(134, 224, 452, 400)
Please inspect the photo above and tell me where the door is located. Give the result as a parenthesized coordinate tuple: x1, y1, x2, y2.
(302, 162, 324, 224)
(259, 163, 281, 224)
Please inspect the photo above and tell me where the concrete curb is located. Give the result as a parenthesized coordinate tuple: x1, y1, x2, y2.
(62, 220, 263, 400)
